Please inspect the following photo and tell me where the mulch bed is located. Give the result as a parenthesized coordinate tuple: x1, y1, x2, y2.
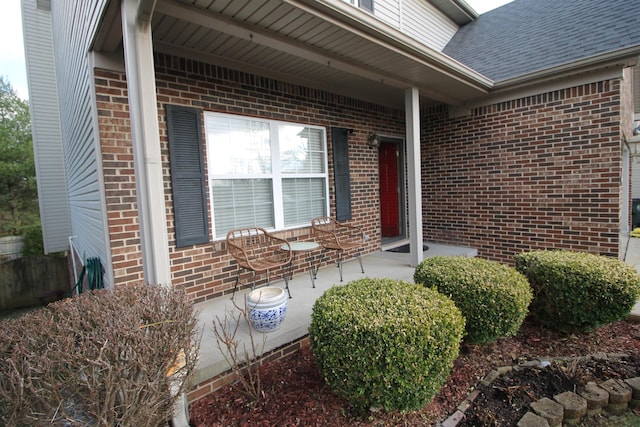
(460, 355, 640, 426)
(189, 319, 640, 426)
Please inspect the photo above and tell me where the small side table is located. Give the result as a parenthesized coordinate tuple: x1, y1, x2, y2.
(281, 241, 321, 295)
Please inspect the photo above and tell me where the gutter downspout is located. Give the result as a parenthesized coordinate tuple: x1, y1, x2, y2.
(121, 0, 171, 287)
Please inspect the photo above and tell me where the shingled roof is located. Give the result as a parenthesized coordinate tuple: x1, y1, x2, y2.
(443, 0, 640, 82)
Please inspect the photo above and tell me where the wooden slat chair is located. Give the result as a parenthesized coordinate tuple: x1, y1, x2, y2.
(226, 228, 292, 298)
(311, 217, 365, 281)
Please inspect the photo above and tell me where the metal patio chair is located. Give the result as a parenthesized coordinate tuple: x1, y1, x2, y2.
(226, 227, 292, 298)
(311, 217, 365, 281)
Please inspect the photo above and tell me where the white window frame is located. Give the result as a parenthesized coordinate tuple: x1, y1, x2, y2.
(343, 0, 374, 13)
(204, 112, 330, 239)
(359, 0, 374, 13)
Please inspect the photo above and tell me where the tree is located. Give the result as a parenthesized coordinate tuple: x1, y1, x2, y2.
(0, 76, 38, 236)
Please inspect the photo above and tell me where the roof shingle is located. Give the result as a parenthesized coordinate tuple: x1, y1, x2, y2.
(443, 0, 640, 82)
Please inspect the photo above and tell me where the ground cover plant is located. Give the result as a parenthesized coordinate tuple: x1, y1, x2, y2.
(414, 256, 532, 344)
(0, 284, 200, 426)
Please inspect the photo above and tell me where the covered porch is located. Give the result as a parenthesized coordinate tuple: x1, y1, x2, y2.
(90, 0, 493, 290)
(191, 242, 477, 396)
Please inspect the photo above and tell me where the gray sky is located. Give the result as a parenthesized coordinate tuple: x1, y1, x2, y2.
(467, 0, 514, 14)
(0, 0, 513, 101)
(1, 0, 27, 99)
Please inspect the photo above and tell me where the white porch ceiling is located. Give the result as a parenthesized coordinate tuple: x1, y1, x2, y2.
(95, 0, 493, 109)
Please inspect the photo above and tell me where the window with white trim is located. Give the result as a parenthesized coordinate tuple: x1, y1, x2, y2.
(344, 0, 374, 12)
(204, 112, 329, 238)
(359, 0, 374, 13)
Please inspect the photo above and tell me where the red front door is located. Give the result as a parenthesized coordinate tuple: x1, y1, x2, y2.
(379, 141, 400, 237)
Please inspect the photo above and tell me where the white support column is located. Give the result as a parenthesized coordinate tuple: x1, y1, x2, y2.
(122, 2, 188, 425)
(121, 0, 171, 286)
(405, 87, 424, 267)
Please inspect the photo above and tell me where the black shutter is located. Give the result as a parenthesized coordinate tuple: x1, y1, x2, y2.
(166, 104, 210, 247)
(332, 127, 352, 221)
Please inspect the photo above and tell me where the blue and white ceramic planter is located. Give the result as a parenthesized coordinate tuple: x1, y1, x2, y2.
(247, 287, 288, 333)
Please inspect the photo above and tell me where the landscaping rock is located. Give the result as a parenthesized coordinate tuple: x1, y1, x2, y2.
(517, 411, 550, 427)
(497, 365, 513, 375)
(578, 382, 609, 415)
(531, 397, 563, 427)
(624, 377, 640, 406)
(440, 410, 464, 427)
(599, 379, 632, 415)
(480, 369, 500, 386)
(553, 391, 586, 425)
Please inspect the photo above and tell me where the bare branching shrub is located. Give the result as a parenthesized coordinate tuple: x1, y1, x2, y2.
(212, 298, 267, 403)
(0, 283, 199, 426)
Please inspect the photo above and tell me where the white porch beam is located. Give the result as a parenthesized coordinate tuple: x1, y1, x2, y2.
(405, 87, 423, 267)
(137, 0, 157, 24)
(121, 0, 171, 287)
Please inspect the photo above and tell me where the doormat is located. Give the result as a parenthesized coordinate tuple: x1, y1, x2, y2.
(385, 244, 429, 253)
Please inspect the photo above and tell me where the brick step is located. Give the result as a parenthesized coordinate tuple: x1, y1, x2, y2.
(518, 376, 639, 426)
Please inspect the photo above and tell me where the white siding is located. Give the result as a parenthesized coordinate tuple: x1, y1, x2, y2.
(339, 0, 401, 28)
(45, 0, 111, 285)
(401, 0, 458, 51)
(22, 0, 71, 253)
(338, 0, 459, 51)
(374, 0, 401, 29)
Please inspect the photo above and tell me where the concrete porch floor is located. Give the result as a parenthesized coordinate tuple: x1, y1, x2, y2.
(192, 242, 477, 387)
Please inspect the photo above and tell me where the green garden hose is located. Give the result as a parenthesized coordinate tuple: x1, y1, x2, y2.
(85, 257, 103, 291)
(69, 257, 104, 295)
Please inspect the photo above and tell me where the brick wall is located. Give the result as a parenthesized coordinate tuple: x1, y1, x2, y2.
(94, 53, 405, 301)
(421, 79, 625, 264)
(95, 54, 628, 298)
(95, 71, 144, 287)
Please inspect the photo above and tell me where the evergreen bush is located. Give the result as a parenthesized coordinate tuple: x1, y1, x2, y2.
(515, 250, 640, 331)
(21, 221, 43, 256)
(413, 256, 532, 344)
(309, 278, 464, 414)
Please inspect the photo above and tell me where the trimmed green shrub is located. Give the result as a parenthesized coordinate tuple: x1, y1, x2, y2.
(413, 256, 532, 344)
(309, 278, 464, 414)
(0, 284, 199, 426)
(515, 250, 640, 331)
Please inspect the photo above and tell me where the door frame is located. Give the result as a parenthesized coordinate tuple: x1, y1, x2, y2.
(378, 135, 407, 247)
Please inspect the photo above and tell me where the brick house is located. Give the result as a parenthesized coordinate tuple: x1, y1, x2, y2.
(22, 0, 640, 297)
(21, 0, 640, 421)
